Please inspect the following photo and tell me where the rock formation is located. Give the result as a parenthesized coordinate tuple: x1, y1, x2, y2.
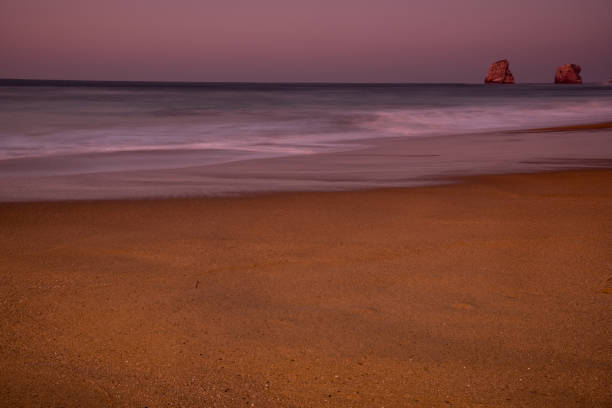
(484, 59, 515, 84)
(554, 64, 582, 84)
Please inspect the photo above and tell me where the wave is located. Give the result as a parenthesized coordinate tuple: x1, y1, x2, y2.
(2, 84, 612, 167)
(366, 100, 612, 138)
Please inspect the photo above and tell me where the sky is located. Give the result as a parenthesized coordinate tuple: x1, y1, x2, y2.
(1, 0, 611, 83)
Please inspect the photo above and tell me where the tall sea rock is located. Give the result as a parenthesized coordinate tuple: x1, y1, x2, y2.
(484, 59, 515, 84)
(555, 64, 582, 84)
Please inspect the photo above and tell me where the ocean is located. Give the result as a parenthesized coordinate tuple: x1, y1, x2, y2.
(1, 80, 611, 201)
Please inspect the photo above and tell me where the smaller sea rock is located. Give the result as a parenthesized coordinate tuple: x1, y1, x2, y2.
(484, 59, 515, 84)
(555, 64, 582, 84)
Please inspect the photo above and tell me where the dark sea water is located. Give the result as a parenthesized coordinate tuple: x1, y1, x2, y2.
(1, 80, 612, 201)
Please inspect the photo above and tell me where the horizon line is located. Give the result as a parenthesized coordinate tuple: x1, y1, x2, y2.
(2, 77, 606, 87)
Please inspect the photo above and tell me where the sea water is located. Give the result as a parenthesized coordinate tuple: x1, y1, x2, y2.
(1, 80, 611, 200)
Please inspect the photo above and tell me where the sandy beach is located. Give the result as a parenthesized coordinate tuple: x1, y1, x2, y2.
(4, 1, 612, 406)
(1, 169, 611, 407)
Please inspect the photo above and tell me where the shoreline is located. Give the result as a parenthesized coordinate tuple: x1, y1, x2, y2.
(1, 166, 611, 205)
(1, 124, 612, 203)
(1, 168, 611, 407)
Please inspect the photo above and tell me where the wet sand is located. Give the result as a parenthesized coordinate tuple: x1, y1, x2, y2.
(1, 170, 611, 407)
(520, 122, 612, 132)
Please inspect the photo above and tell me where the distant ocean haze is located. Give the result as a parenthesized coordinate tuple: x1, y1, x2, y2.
(1, 81, 612, 200)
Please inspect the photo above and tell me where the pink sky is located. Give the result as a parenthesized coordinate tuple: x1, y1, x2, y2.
(1, 0, 611, 83)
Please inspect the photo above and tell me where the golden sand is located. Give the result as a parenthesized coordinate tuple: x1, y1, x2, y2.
(1, 170, 611, 407)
